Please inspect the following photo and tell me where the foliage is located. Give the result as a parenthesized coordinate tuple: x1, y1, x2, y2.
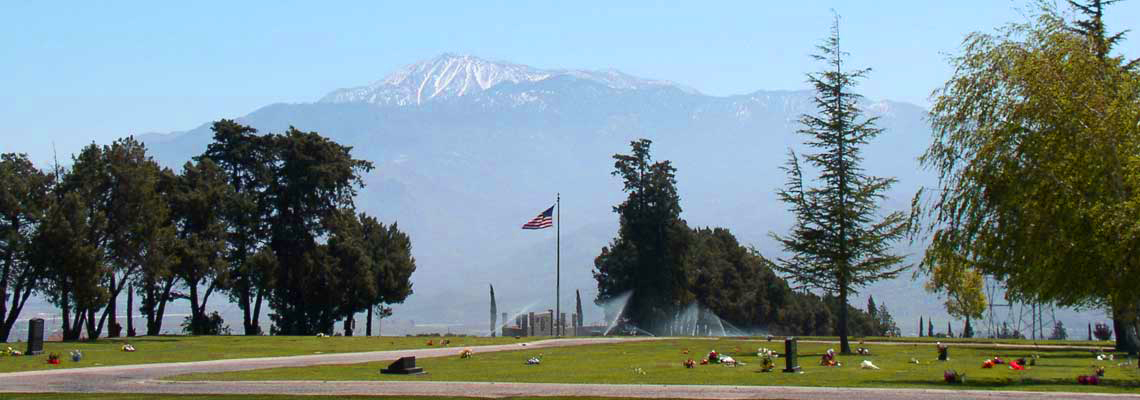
(1049, 321, 1068, 340)
(198, 120, 276, 335)
(910, 1, 1140, 351)
(181, 311, 230, 335)
(770, 14, 909, 353)
(594, 139, 691, 334)
(1094, 323, 1114, 341)
(0, 153, 53, 342)
(170, 159, 233, 335)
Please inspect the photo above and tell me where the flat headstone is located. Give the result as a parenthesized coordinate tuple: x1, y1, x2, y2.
(380, 356, 425, 375)
(26, 318, 44, 356)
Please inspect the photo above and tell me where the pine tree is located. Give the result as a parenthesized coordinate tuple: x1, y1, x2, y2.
(575, 289, 584, 332)
(928, 319, 934, 337)
(963, 316, 975, 339)
(919, 316, 923, 337)
(947, 321, 953, 338)
(490, 284, 497, 337)
(867, 296, 877, 321)
(771, 14, 909, 354)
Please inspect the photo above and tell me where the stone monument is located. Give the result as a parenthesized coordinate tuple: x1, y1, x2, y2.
(782, 337, 800, 373)
(26, 318, 44, 355)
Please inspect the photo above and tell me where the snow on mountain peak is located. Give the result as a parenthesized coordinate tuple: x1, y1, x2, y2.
(320, 54, 697, 106)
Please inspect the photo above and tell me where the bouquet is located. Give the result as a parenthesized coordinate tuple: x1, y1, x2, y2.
(459, 348, 473, 359)
(70, 350, 83, 362)
(47, 353, 61, 365)
(943, 369, 965, 384)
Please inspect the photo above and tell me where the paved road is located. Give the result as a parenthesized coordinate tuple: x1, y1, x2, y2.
(1, 337, 1136, 399)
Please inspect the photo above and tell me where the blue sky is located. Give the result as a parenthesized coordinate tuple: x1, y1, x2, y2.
(3, 1, 1137, 164)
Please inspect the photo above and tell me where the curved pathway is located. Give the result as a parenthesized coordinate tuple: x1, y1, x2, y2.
(0, 337, 1135, 399)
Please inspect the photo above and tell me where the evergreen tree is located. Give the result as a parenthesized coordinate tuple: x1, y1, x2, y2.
(593, 139, 691, 334)
(1050, 321, 1068, 340)
(0, 153, 53, 342)
(575, 289, 584, 330)
(963, 316, 975, 339)
(265, 128, 374, 335)
(199, 120, 276, 335)
(928, 319, 934, 337)
(867, 295, 877, 322)
(169, 159, 232, 335)
(919, 316, 923, 337)
(947, 321, 953, 338)
(362, 216, 415, 336)
(876, 303, 899, 336)
(770, 14, 909, 354)
(490, 284, 497, 336)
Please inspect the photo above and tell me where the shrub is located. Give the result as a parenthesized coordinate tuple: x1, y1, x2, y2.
(1093, 322, 1113, 341)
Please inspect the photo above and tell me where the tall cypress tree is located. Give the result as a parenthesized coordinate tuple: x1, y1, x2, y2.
(489, 284, 497, 336)
(770, 13, 909, 354)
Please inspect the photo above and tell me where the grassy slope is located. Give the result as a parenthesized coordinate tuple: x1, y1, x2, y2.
(0, 335, 527, 373)
(175, 338, 1140, 394)
(2, 395, 645, 400)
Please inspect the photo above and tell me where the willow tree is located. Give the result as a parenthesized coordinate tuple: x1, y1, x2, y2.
(771, 14, 909, 354)
(911, 3, 1140, 352)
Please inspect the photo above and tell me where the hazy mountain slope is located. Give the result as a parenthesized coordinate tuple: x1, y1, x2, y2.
(97, 53, 1099, 338)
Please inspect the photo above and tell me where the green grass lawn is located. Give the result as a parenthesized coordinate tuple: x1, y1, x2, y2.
(3, 395, 653, 400)
(174, 338, 1140, 394)
(793, 335, 1114, 347)
(0, 334, 528, 373)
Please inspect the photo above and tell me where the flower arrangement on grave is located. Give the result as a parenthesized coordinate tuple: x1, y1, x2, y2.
(70, 350, 82, 362)
(315, 333, 328, 338)
(819, 348, 839, 367)
(3, 346, 22, 356)
(47, 353, 60, 365)
(757, 348, 778, 359)
(943, 369, 965, 384)
(459, 348, 473, 359)
(683, 359, 695, 368)
(982, 359, 995, 368)
(1094, 366, 1106, 377)
(936, 342, 949, 361)
(856, 347, 871, 356)
(1029, 354, 1039, 366)
(720, 355, 739, 366)
(426, 340, 434, 346)
(525, 354, 542, 365)
(1095, 352, 1114, 361)
(1008, 360, 1024, 370)
(707, 350, 720, 364)
(1078, 374, 1101, 385)
(121, 343, 136, 352)
(699, 358, 709, 365)
(760, 354, 775, 372)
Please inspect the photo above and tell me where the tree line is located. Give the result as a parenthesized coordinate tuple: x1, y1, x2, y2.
(593, 138, 900, 340)
(0, 120, 415, 342)
(595, 0, 1140, 354)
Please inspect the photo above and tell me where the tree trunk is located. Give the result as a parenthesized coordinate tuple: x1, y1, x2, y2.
(127, 285, 135, 337)
(107, 292, 120, 338)
(1112, 306, 1140, 355)
(343, 314, 354, 337)
(1, 283, 33, 343)
(85, 307, 99, 342)
(837, 285, 851, 354)
(366, 307, 373, 336)
(249, 288, 264, 335)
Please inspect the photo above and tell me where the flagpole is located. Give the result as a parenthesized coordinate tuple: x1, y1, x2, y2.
(555, 193, 561, 337)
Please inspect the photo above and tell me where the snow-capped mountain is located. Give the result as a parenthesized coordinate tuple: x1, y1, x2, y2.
(319, 53, 696, 106)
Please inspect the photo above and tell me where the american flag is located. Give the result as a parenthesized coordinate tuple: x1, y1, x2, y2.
(522, 205, 554, 229)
